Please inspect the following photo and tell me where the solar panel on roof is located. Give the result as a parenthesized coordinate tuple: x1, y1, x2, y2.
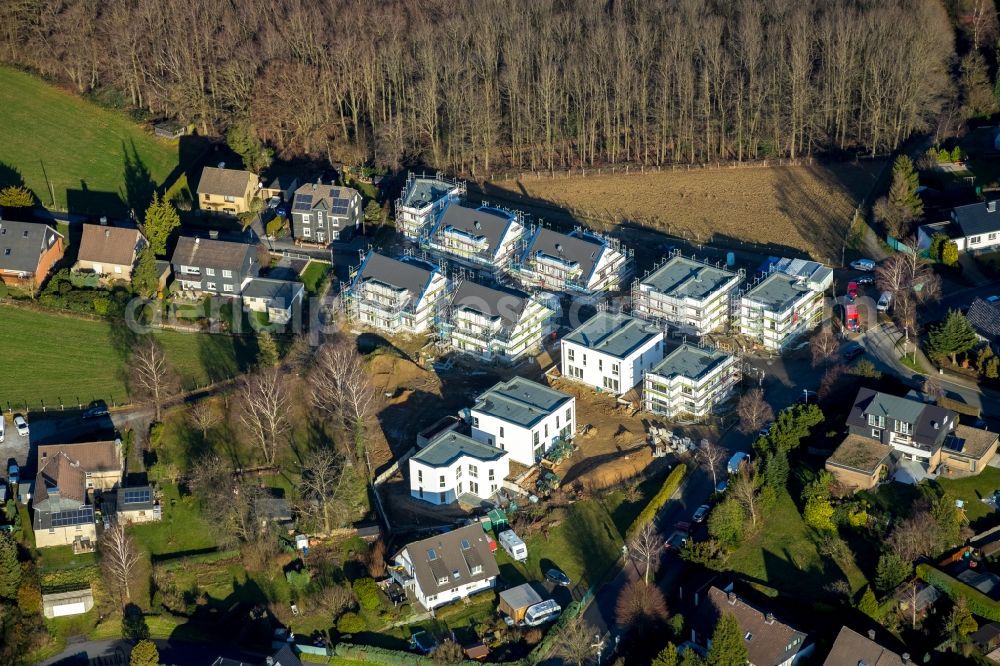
(50, 507, 94, 527)
(123, 488, 151, 505)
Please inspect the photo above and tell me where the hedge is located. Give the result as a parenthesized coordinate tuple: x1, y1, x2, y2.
(627, 465, 687, 537)
(333, 643, 487, 666)
(937, 396, 981, 418)
(916, 563, 1000, 621)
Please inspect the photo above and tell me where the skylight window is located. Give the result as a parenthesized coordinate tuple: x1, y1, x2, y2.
(427, 548, 437, 561)
(460, 539, 471, 550)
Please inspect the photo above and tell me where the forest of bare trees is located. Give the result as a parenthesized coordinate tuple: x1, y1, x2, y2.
(0, 0, 966, 172)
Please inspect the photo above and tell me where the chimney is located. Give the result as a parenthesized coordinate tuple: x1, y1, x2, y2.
(764, 612, 775, 625)
(194, 237, 200, 246)
(105, 229, 111, 239)
(868, 629, 876, 640)
(727, 591, 737, 605)
(989, 201, 997, 213)
(218, 161, 225, 169)
(902, 653, 910, 664)
(209, 230, 219, 240)
(99, 216, 108, 226)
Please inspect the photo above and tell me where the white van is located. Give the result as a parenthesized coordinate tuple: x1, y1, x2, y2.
(877, 291, 892, 312)
(498, 529, 528, 561)
(0, 413, 4, 443)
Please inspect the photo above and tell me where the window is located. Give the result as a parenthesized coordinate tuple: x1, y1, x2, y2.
(473, 417, 480, 428)
(318, 218, 324, 228)
(499, 426, 504, 439)
(224, 195, 235, 203)
(612, 363, 619, 376)
(115, 266, 122, 274)
(469, 464, 478, 478)
(871, 428, 881, 438)
(223, 284, 234, 293)
(457, 482, 463, 494)
(2, 249, 8, 256)
(222, 270, 233, 278)
(971, 235, 982, 244)
(868, 414, 885, 429)
(206, 282, 217, 291)
(895, 421, 913, 435)
(471, 564, 483, 575)
(418, 470, 423, 483)
(303, 227, 311, 238)
(488, 469, 495, 481)
(456, 466, 462, 479)
(567, 348, 575, 361)
(544, 424, 549, 438)
(439, 492, 446, 503)
(991, 233, 998, 241)
(439, 475, 445, 488)
(206, 268, 215, 276)
(598, 359, 603, 372)
(533, 431, 540, 446)
(438, 576, 450, 585)
(556, 416, 560, 428)
(302, 214, 311, 224)
(566, 407, 572, 422)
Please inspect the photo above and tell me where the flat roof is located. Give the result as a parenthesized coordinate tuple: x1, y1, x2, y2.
(473, 377, 573, 428)
(401, 175, 461, 210)
(649, 343, 731, 382)
(499, 582, 544, 611)
(826, 434, 893, 474)
(743, 271, 813, 311)
(944, 425, 999, 461)
(641, 255, 738, 300)
(242, 277, 303, 302)
(412, 431, 507, 467)
(563, 312, 660, 359)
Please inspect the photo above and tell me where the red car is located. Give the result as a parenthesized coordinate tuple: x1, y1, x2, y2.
(845, 304, 860, 332)
(847, 281, 858, 300)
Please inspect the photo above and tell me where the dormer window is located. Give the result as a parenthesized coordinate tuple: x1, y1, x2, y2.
(438, 576, 449, 585)
(868, 414, 885, 429)
(895, 421, 912, 435)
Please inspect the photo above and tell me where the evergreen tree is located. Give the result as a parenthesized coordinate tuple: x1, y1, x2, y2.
(0, 185, 33, 209)
(122, 604, 150, 642)
(875, 155, 923, 239)
(707, 612, 748, 666)
(364, 200, 383, 230)
(256, 331, 279, 368)
(653, 643, 679, 666)
(949, 597, 978, 639)
(680, 651, 706, 666)
(0, 533, 20, 600)
(708, 499, 746, 549)
(875, 552, 911, 594)
(131, 246, 159, 299)
(857, 586, 881, 621)
(143, 193, 180, 257)
(941, 240, 958, 266)
(927, 310, 978, 365)
(803, 496, 836, 532)
(761, 450, 789, 491)
(226, 121, 273, 173)
(129, 639, 159, 666)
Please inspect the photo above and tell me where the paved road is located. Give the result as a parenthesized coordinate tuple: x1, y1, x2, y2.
(40, 637, 265, 666)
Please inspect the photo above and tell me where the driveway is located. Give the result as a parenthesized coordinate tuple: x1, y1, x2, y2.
(40, 638, 266, 666)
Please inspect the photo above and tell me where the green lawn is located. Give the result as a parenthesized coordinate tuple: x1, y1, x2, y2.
(301, 261, 332, 296)
(938, 466, 1000, 526)
(727, 489, 868, 596)
(0, 66, 182, 214)
(129, 483, 219, 558)
(0, 304, 255, 407)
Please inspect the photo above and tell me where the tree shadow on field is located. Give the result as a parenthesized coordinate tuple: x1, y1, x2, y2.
(121, 140, 157, 218)
(0, 161, 28, 190)
(67, 179, 126, 219)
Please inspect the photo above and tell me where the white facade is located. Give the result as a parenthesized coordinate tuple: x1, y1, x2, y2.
(643, 344, 740, 419)
(392, 525, 499, 610)
(739, 272, 824, 352)
(408, 432, 509, 505)
(513, 227, 633, 295)
(348, 252, 450, 335)
(560, 312, 663, 395)
(421, 202, 525, 279)
(442, 281, 554, 363)
(395, 172, 465, 240)
(632, 254, 743, 336)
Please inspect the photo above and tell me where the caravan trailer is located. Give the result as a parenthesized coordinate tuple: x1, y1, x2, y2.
(524, 599, 562, 626)
(498, 529, 527, 561)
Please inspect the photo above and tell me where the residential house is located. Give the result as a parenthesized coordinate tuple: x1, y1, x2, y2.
(211, 645, 303, 666)
(691, 585, 813, 666)
(197, 166, 259, 216)
(37, 440, 123, 492)
(470, 377, 575, 467)
(241, 277, 304, 324)
(950, 200, 1000, 253)
(643, 344, 740, 419)
(972, 623, 1000, 655)
(967, 297, 1000, 345)
(260, 174, 301, 203)
(632, 254, 743, 336)
(560, 312, 663, 395)
(421, 201, 525, 280)
(939, 424, 1000, 476)
(822, 626, 908, 666)
(391, 524, 500, 610)
(116, 485, 160, 524)
(395, 172, 465, 240)
(32, 451, 97, 549)
(971, 525, 1000, 559)
(409, 431, 509, 505)
(512, 226, 633, 295)
(73, 224, 145, 281)
(171, 235, 257, 297)
(289, 181, 362, 244)
(345, 251, 450, 335)
(825, 435, 894, 492)
(439, 280, 553, 363)
(0, 219, 64, 288)
(739, 271, 824, 351)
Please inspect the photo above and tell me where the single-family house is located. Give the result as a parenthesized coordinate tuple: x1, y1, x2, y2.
(289, 181, 362, 245)
(894, 580, 939, 618)
(470, 377, 575, 467)
(421, 201, 525, 280)
(260, 174, 301, 203)
(116, 485, 160, 524)
(739, 271, 824, 351)
(391, 524, 500, 610)
(37, 440, 123, 492)
(241, 277, 304, 324)
(825, 435, 894, 492)
(439, 280, 553, 363)
(197, 166, 259, 216)
(345, 251, 450, 335)
(32, 451, 97, 549)
(632, 254, 743, 336)
(972, 623, 1000, 655)
(0, 219, 64, 288)
(409, 431, 509, 505)
(822, 626, 908, 666)
(560, 312, 663, 395)
(691, 585, 813, 666)
(73, 224, 145, 281)
(171, 236, 257, 297)
(512, 226, 633, 295)
(395, 172, 465, 240)
(949, 200, 1000, 253)
(643, 344, 740, 419)
(967, 297, 1000, 344)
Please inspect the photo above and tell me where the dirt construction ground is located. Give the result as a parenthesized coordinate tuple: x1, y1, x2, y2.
(484, 161, 884, 264)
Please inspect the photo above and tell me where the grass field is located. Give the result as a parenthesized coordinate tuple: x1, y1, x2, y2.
(488, 161, 884, 263)
(0, 304, 255, 407)
(130, 484, 219, 558)
(0, 66, 180, 214)
(301, 260, 332, 296)
(938, 467, 1000, 527)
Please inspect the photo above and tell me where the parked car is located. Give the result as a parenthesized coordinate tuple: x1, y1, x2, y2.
(665, 522, 691, 550)
(727, 452, 750, 475)
(987, 295, 1000, 304)
(715, 479, 728, 494)
(877, 290, 892, 312)
(842, 342, 865, 361)
(546, 568, 572, 587)
(692, 504, 711, 523)
(847, 281, 859, 300)
(857, 275, 875, 285)
(7, 461, 18, 486)
(12, 415, 28, 437)
(758, 423, 773, 437)
(851, 259, 876, 271)
(0, 414, 4, 443)
(82, 405, 109, 420)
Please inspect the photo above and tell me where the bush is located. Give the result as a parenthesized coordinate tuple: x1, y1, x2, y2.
(286, 569, 312, 590)
(917, 563, 1000, 621)
(352, 577, 380, 611)
(265, 217, 284, 237)
(334, 643, 484, 665)
(627, 465, 687, 537)
(336, 612, 366, 635)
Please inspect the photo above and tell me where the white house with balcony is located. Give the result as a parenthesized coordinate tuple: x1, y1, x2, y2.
(439, 280, 553, 362)
(470, 377, 575, 467)
(739, 271, 824, 351)
(512, 226, 632, 295)
(560, 312, 663, 395)
(409, 431, 509, 505)
(421, 201, 525, 280)
(643, 344, 740, 419)
(345, 251, 449, 335)
(632, 254, 743, 336)
(395, 172, 466, 240)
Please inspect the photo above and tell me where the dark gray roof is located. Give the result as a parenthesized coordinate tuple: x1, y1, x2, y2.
(953, 200, 1000, 237)
(822, 626, 904, 666)
(522, 227, 606, 283)
(473, 377, 573, 428)
(649, 344, 731, 382)
(847, 388, 954, 448)
(563, 312, 661, 359)
(118, 485, 155, 512)
(291, 182, 360, 217)
(172, 236, 254, 271)
(401, 523, 499, 598)
(958, 569, 1000, 596)
(255, 497, 293, 522)
(641, 255, 739, 300)
(743, 271, 814, 311)
(412, 431, 506, 467)
(266, 174, 299, 192)
(197, 166, 256, 198)
(242, 277, 303, 303)
(401, 176, 460, 210)
(354, 251, 437, 302)
(434, 201, 515, 253)
(0, 220, 62, 273)
(450, 280, 528, 328)
(968, 298, 1000, 339)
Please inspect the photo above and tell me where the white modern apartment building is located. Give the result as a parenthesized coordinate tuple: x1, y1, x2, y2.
(345, 251, 449, 335)
(471, 377, 575, 466)
(409, 431, 509, 505)
(739, 271, 824, 351)
(643, 343, 740, 419)
(513, 226, 633, 295)
(560, 312, 663, 395)
(395, 172, 465, 240)
(439, 280, 554, 363)
(421, 201, 525, 280)
(632, 254, 743, 336)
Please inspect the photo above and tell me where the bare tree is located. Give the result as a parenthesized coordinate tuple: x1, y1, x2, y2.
(100, 521, 140, 602)
(191, 455, 266, 546)
(696, 440, 726, 488)
(876, 240, 941, 333)
(810, 328, 840, 367)
(922, 376, 943, 400)
(551, 611, 598, 666)
(188, 399, 222, 437)
(737, 388, 774, 435)
(239, 368, 291, 466)
(615, 578, 669, 629)
(310, 340, 378, 462)
(628, 521, 664, 585)
(730, 467, 762, 528)
(298, 447, 356, 534)
(888, 510, 937, 562)
(129, 337, 175, 421)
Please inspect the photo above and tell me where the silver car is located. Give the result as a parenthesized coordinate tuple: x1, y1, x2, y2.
(13, 414, 29, 437)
